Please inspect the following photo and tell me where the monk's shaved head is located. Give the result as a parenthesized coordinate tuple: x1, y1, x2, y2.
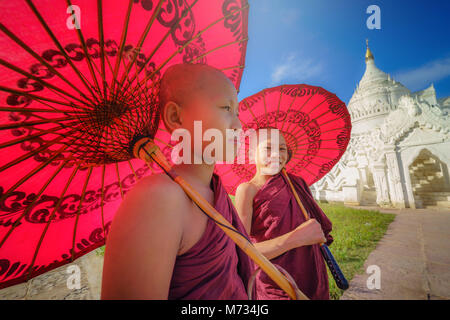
(159, 63, 234, 110)
(158, 62, 241, 160)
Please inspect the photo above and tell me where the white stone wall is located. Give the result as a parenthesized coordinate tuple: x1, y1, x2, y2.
(400, 142, 450, 208)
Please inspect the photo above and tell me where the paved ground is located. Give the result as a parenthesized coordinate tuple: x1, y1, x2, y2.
(340, 206, 450, 300)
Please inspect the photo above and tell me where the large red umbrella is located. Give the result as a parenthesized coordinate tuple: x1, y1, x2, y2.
(214, 84, 352, 195)
(0, 0, 249, 289)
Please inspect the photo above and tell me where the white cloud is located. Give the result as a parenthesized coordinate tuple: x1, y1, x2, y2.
(394, 57, 450, 90)
(270, 52, 323, 85)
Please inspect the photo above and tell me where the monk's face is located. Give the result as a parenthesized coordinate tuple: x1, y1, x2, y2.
(255, 129, 288, 175)
(161, 64, 241, 163)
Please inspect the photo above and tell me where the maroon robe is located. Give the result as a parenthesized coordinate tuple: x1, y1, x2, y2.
(168, 173, 255, 300)
(251, 172, 333, 300)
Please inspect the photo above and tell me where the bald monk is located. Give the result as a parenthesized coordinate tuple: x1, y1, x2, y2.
(235, 128, 333, 300)
(101, 64, 254, 299)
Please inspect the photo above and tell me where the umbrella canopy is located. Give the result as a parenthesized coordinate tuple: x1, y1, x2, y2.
(214, 84, 352, 195)
(0, 0, 249, 289)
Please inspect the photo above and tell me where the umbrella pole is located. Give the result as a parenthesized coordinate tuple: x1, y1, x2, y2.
(133, 138, 308, 300)
(281, 168, 349, 290)
(281, 168, 310, 221)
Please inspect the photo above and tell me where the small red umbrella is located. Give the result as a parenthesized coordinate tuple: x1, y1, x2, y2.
(214, 84, 352, 195)
(0, 0, 249, 289)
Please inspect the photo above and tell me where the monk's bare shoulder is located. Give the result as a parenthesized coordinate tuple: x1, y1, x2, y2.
(234, 182, 259, 234)
(235, 181, 259, 202)
(108, 172, 195, 246)
(102, 173, 192, 299)
(115, 173, 190, 221)
(129, 172, 189, 199)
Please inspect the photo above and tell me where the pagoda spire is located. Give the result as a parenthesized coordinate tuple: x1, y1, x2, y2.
(365, 39, 374, 62)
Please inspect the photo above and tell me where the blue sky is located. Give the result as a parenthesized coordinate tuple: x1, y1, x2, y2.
(238, 0, 450, 104)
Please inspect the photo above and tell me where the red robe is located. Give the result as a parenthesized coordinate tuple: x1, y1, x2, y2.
(251, 172, 333, 300)
(168, 173, 255, 300)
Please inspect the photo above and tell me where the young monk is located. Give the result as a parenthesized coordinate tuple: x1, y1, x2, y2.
(101, 63, 255, 299)
(235, 128, 333, 300)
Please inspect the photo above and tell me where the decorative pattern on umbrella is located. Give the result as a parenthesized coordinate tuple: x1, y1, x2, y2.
(214, 84, 352, 195)
(0, 0, 249, 289)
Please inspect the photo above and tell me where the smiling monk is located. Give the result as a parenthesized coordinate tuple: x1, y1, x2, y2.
(235, 128, 333, 300)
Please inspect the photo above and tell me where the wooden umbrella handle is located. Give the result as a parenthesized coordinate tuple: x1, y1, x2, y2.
(133, 138, 308, 300)
(281, 168, 310, 221)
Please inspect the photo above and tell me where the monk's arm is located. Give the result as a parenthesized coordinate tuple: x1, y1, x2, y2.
(234, 183, 257, 235)
(253, 231, 300, 260)
(252, 220, 324, 260)
(235, 183, 324, 260)
(101, 176, 184, 299)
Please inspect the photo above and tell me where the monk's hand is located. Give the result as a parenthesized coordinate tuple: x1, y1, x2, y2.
(293, 219, 326, 247)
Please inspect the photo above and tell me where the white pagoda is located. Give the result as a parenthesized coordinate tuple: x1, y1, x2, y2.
(311, 41, 450, 209)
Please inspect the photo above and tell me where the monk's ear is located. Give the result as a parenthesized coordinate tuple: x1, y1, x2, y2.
(162, 101, 183, 132)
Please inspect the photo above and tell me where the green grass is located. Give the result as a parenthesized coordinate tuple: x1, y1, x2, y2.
(318, 202, 395, 300)
(96, 245, 105, 257)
